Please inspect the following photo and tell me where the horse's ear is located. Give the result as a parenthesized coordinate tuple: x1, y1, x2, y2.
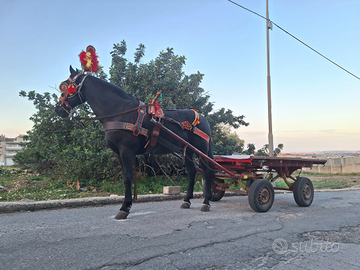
(69, 65, 78, 77)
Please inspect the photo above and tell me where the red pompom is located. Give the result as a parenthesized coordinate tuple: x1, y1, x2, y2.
(68, 85, 77, 95)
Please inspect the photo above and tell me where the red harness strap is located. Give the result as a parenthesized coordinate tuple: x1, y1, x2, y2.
(150, 121, 162, 146)
(192, 109, 200, 126)
(193, 127, 210, 142)
(180, 110, 210, 142)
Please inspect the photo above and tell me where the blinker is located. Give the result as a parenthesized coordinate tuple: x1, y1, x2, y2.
(59, 81, 77, 95)
(59, 81, 69, 93)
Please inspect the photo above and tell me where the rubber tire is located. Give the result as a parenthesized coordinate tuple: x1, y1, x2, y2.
(210, 178, 225, 201)
(248, 179, 274, 212)
(293, 177, 314, 207)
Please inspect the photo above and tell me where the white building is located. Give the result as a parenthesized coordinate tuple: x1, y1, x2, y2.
(0, 134, 25, 166)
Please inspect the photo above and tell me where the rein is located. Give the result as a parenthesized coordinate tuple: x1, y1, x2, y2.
(73, 103, 156, 121)
(73, 102, 183, 129)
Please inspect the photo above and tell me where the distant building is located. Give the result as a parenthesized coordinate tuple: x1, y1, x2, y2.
(0, 134, 25, 166)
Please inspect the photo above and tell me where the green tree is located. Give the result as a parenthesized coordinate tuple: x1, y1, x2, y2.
(256, 143, 284, 157)
(14, 91, 72, 170)
(14, 91, 121, 184)
(242, 143, 256, 155)
(211, 124, 245, 154)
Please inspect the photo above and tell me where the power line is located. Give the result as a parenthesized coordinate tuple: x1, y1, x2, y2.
(227, 0, 360, 81)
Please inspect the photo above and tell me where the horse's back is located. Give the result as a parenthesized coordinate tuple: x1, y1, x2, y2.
(161, 109, 212, 153)
(163, 109, 211, 131)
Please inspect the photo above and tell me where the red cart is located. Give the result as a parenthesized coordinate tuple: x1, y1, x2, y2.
(156, 121, 327, 212)
(210, 155, 327, 212)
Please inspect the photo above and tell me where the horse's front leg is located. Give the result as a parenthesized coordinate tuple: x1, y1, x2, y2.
(180, 154, 196, 209)
(115, 150, 135, 220)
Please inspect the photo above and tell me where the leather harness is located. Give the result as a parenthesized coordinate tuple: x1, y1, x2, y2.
(102, 122, 149, 138)
(102, 106, 210, 149)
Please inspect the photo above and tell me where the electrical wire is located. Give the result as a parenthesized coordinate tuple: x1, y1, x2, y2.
(227, 0, 360, 81)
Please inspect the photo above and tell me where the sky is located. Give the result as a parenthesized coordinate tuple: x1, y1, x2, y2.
(1, 0, 359, 153)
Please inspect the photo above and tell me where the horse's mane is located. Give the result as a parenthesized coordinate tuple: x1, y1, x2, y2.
(89, 75, 138, 101)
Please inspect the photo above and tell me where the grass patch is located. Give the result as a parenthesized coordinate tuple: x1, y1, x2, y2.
(274, 173, 360, 190)
(301, 171, 360, 177)
(0, 166, 203, 202)
(275, 181, 290, 189)
(311, 179, 357, 190)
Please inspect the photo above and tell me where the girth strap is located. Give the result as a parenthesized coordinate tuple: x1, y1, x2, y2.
(103, 122, 148, 138)
(133, 101, 146, 136)
(150, 121, 162, 146)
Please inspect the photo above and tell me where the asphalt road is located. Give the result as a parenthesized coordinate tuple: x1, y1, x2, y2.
(1, 190, 360, 270)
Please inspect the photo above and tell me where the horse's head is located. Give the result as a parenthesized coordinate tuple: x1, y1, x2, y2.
(55, 65, 88, 118)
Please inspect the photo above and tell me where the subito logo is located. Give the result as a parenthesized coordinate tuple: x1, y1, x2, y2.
(272, 238, 288, 254)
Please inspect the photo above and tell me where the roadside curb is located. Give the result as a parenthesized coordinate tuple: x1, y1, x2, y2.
(1, 188, 359, 213)
(0, 192, 239, 213)
(315, 187, 360, 192)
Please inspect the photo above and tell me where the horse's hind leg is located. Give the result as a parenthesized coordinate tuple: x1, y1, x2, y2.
(199, 157, 214, 212)
(180, 153, 196, 209)
(114, 149, 135, 220)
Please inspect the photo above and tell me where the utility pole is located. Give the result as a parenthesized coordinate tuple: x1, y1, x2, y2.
(266, 0, 274, 156)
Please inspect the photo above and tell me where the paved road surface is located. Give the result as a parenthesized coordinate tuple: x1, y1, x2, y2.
(1, 190, 360, 270)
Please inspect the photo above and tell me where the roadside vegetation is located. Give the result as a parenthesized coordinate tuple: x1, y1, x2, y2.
(299, 172, 360, 190)
(1, 166, 359, 202)
(0, 166, 203, 202)
(274, 172, 360, 190)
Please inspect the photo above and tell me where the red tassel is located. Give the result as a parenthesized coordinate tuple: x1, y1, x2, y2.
(79, 51, 88, 69)
(89, 51, 99, 72)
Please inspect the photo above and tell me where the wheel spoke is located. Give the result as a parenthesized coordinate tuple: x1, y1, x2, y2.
(258, 187, 270, 205)
(303, 184, 311, 200)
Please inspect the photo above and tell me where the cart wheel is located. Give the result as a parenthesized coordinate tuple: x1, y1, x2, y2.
(293, 177, 314, 207)
(248, 179, 274, 212)
(210, 178, 225, 201)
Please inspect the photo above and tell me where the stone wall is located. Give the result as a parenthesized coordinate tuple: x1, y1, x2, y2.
(304, 156, 360, 174)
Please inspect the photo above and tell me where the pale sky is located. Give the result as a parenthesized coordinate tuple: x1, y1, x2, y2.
(1, 0, 359, 152)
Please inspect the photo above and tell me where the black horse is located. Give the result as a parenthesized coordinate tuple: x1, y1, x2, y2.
(55, 66, 215, 219)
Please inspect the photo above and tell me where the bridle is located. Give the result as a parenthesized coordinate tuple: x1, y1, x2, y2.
(57, 73, 89, 116)
(56, 73, 166, 123)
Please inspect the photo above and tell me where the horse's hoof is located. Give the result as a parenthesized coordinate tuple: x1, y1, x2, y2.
(114, 210, 129, 220)
(201, 204, 210, 212)
(180, 201, 191, 209)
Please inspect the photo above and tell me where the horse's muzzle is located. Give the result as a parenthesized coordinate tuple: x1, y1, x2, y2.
(55, 106, 70, 118)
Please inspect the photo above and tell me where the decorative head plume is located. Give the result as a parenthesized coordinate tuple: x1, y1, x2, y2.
(79, 45, 101, 73)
